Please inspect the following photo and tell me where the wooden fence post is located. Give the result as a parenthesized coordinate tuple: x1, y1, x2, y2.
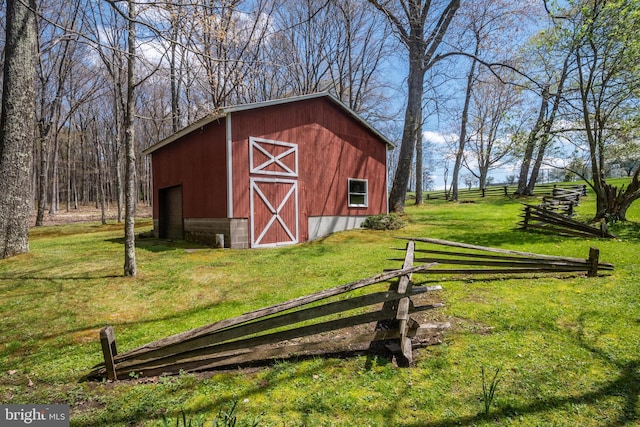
(100, 326, 118, 381)
(481, 188, 486, 198)
(522, 205, 531, 229)
(587, 247, 600, 277)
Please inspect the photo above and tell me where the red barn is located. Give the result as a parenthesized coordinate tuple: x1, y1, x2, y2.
(143, 93, 393, 248)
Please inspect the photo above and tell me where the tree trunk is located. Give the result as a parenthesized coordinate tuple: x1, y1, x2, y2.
(388, 45, 425, 213)
(525, 55, 569, 195)
(35, 127, 49, 226)
(415, 107, 423, 205)
(123, 0, 137, 277)
(66, 127, 72, 212)
(169, 3, 182, 134)
(451, 56, 477, 201)
(0, 0, 37, 258)
(598, 168, 640, 221)
(49, 133, 61, 215)
(515, 86, 548, 195)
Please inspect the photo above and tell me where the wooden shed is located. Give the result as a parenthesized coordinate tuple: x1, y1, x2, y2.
(142, 93, 393, 248)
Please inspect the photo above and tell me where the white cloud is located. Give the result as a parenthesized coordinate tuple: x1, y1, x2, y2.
(423, 130, 458, 146)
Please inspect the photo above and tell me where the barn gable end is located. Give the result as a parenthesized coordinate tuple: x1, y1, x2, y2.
(143, 93, 392, 248)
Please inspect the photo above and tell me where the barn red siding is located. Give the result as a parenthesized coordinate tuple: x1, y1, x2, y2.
(229, 97, 387, 243)
(151, 121, 227, 219)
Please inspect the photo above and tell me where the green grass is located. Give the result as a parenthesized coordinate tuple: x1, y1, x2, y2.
(0, 192, 638, 426)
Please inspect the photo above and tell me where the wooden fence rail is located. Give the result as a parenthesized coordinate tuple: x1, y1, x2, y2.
(391, 237, 613, 278)
(520, 204, 616, 239)
(422, 183, 587, 201)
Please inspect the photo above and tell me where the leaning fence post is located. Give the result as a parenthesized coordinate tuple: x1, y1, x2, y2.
(587, 247, 600, 277)
(100, 326, 118, 381)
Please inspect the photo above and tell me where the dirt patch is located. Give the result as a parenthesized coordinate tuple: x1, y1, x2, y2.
(29, 205, 152, 227)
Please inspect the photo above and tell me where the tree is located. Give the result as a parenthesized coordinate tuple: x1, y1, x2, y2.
(103, 0, 141, 276)
(565, 0, 640, 220)
(0, 0, 37, 258)
(368, 0, 460, 213)
(326, 0, 392, 117)
(122, 0, 138, 276)
(444, 1, 538, 200)
(186, 0, 274, 109)
(34, 0, 86, 224)
(514, 18, 573, 196)
(464, 70, 521, 188)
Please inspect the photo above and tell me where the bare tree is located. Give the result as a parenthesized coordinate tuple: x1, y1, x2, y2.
(186, 0, 274, 109)
(326, 0, 392, 116)
(34, 1, 84, 225)
(0, 0, 37, 258)
(449, 1, 540, 200)
(271, 0, 333, 96)
(514, 21, 572, 196)
(368, 0, 461, 213)
(464, 70, 521, 188)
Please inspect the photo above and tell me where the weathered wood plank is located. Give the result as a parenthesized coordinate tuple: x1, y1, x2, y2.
(396, 298, 410, 321)
(524, 210, 598, 233)
(520, 222, 602, 239)
(397, 236, 592, 263)
(113, 308, 400, 375)
(412, 266, 595, 275)
(99, 326, 118, 381)
(401, 336, 413, 363)
(523, 204, 616, 238)
(398, 247, 584, 263)
(112, 301, 445, 377)
(112, 263, 439, 362)
(113, 288, 434, 367)
(114, 322, 452, 377)
(397, 240, 415, 295)
(398, 257, 591, 269)
(588, 247, 600, 277)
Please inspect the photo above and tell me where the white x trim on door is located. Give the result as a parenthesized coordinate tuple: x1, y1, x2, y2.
(250, 178, 298, 247)
(249, 137, 298, 177)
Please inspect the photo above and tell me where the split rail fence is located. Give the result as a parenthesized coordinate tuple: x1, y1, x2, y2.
(389, 237, 612, 278)
(90, 237, 612, 381)
(422, 183, 587, 202)
(90, 245, 448, 381)
(520, 204, 616, 239)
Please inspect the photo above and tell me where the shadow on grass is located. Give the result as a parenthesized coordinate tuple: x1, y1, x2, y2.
(609, 221, 640, 243)
(68, 307, 639, 426)
(74, 352, 396, 426)
(105, 236, 210, 253)
(396, 226, 570, 250)
(402, 314, 639, 427)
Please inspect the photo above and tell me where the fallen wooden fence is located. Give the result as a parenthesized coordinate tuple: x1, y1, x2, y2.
(520, 204, 616, 239)
(390, 237, 613, 278)
(89, 255, 448, 380)
(90, 237, 613, 380)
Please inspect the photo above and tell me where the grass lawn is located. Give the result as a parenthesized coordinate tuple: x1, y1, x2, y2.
(1, 189, 638, 426)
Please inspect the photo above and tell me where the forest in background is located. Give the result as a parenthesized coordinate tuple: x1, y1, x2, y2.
(0, 0, 638, 224)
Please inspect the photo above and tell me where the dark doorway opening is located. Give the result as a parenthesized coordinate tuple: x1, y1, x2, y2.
(159, 185, 184, 240)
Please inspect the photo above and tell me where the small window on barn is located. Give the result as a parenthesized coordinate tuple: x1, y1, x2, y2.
(348, 178, 368, 207)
